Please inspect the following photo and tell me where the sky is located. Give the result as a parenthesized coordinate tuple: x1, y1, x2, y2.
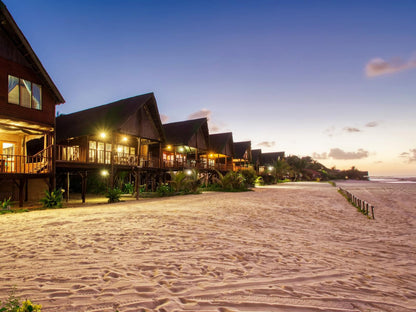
(4, 0, 416, 176)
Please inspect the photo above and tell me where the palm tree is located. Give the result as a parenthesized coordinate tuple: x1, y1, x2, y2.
(213, 170, 245, 191)
(169, 171, 187, 192)
(272, 159, 290, 181)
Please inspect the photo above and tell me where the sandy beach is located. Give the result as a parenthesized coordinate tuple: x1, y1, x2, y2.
(0, 182, 415, 312)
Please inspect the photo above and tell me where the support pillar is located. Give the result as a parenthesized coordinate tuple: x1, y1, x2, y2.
(80, 171, 87, 203)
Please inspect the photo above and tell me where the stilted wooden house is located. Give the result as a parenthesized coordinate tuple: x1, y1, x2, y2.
(233, 141, 252, 170)
(162, 118, 209, 170)
(259, 151, 285, 173)
(208, 132, 234, 172)
(55, 93, 165, 200)
(0, 2, 65, 205)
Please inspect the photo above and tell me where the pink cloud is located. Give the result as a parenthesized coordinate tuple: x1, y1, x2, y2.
(365, 56, 416, 77)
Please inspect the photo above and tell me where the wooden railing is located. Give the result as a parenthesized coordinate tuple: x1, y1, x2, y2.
(0, 145, 52, 174)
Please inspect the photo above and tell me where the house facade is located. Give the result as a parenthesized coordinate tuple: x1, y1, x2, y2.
(233, 141, 252, 171)
(0, 2, 65, 205)
(55, 93, 165, 199)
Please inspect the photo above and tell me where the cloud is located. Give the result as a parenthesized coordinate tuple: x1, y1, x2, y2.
(328, 148, 369, 160)
(399, 149, 416, 163)
(324, 126, 336, 137)
(365, 121, 378, 128)
(160, 114, 169, 124)
(365, 56, 416, 77)
(257, 141, 276, 148)
(374, 160, 383, 164)
(187, 109, 211, 120)
(187, 109, 224, 133)
(343, 127, 361, 133)
(312, 152, 328, 160)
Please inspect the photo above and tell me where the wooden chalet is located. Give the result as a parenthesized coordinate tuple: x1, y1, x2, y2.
(0, 2, 65, 205)
(208, 132, 234, 172)
(55, 93, 165, 200)
(162, 118, 209, 170)
(259, 151, 285, 173)
(233, 141, 252, 170)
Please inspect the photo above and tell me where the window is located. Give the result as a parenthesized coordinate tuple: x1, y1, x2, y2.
(8, 75, 42, 110)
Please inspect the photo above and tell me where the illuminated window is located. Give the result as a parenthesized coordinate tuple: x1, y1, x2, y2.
(7, 75, 42, 110)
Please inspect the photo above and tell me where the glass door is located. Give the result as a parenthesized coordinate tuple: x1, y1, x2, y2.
(2, 142, 15, 172)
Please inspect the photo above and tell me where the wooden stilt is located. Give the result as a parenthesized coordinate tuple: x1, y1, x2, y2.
(80, 171, 87, 203)
(66, 172, 70, 202)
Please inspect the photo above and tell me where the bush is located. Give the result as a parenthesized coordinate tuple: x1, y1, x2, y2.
(156, 184, 172, 196)
(0, 289, 41, 312)
(123, 182, 134, 194)
(1, 197, 12, 210)
(239, 169, 257, 187)
(106, 188, 122, 203)
(39, 189, 63, 208)
(213, 171, 248, 191)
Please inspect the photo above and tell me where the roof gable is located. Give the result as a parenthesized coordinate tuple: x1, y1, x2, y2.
(0, 1, 64, 104)
(163, 118, 209, 150)
(209, 132, 234, 156)
(260, 152, 285, 165)
(56, 93, 165, 142)
(233, 141, 251, 159)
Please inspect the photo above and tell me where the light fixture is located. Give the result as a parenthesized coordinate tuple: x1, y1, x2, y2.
(101, 169, 109, 177)
(122, 136, 128, 142)
(99, 132, 107, 139)
(209, 153, 214, 158)
(117, 147, 123, 153)
(268, 166, 273, 171)
(178, 147, 184, 152)
(186, 169, 192, 175)
(167, 145, 172, 150)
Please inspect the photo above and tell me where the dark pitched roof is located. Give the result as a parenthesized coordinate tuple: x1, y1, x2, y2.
(260, 152, 285, 165)
(251, 149, 262, 163)
(209, 132, 233, 156)
(163, 118, 208, 148)
(0, 1, 64, 104)
(233, 141, 251, 159)
(56, 93, 164, 142)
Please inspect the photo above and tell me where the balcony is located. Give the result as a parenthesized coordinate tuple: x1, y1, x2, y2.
(0, 146, 52, 175)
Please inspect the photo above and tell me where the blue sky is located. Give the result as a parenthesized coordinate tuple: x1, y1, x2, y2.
(5, 0, 416, 176)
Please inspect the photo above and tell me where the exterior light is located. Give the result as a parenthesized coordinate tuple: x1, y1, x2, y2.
(178, 147, 184, 152)
(209, 153, 214, 158)
(268, 166, 273, 171)
(100, 132, 107, 139)
(122, 136, 128, 142)
(101, 169, 109, 177)
(186, 169, 192, 175)
(167, 145, 172, 150)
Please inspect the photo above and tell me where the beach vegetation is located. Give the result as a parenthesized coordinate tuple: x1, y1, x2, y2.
(39, 189, 63, 208)
(1, 197, 12, 211)
(239, 168, 257, 187)
(212, 170, 248, 191)
(122, 182, 134, 194)
(0, 289, 41, 312)
(169, 171, 187, 192)
(156, 184, 173, 196)
(105, 188, 122, 203)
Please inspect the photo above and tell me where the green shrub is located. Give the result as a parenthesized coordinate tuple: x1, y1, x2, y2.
(39, 189, 63, 208)
(0, 289, 41, 312)
(213, 170, 247, 191)
(254, 176, 264, 186)
(123, 182, 134, 194)
(106, 188, 122, 203)
(240, 169, 257, 187)
(156, 184, 172, 196)
(1, 197, 12, 210)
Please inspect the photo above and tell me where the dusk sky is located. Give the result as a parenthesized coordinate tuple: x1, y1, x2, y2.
(5, 0, 416, 176)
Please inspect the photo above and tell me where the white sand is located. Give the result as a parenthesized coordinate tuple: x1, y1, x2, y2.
(0, 182, 415, 312)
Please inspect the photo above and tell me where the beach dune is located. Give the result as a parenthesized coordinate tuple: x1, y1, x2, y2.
(0, 182, 415, 311)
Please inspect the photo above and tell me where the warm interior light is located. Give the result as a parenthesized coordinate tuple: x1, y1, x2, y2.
(167, 145, 172, 150)
(122, 136, 128, 142)
(178, 147, 184, 152)
(100, 132, 106, 139)
(117, 147, 123, 152)
(101, 169, 109, 176)
(209, 153, 214, 158)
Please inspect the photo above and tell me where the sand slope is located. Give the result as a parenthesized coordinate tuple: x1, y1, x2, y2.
(0, 182, 415, 311)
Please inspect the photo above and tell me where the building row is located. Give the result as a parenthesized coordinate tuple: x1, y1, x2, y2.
(0, 2, 284, 205)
